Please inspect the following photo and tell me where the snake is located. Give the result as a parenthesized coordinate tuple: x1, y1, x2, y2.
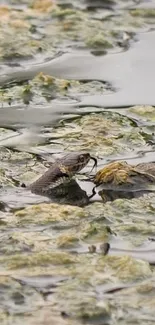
(28, 152, 97, 195)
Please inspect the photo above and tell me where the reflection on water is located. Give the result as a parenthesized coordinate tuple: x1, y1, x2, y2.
(98, 188, 151, 202)
(0, 180, 90, 210)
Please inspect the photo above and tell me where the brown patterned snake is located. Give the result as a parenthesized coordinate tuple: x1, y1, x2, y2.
(28, 152, 97, 195)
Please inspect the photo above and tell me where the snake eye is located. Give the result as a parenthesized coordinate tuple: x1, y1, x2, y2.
(79, 155, 85, 163)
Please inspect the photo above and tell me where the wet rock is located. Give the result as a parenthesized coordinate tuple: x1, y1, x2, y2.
(100, 242, 110, 255)
(88, 244, 96, 253)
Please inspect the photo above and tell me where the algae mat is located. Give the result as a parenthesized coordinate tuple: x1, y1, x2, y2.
(0, 1, 155, 325)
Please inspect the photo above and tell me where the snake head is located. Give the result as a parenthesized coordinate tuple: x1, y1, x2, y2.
(58, 152, 96, 175)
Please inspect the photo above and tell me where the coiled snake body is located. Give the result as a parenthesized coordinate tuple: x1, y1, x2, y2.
(29, 152, 96, 195)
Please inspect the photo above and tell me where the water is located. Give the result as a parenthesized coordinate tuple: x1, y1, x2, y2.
(1, 0, 155, 324)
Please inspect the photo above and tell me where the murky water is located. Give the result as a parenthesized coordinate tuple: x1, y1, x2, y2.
(1, 0, 155, 324)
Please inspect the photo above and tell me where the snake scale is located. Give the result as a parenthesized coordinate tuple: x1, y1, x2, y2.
(28, 152, 97, 195)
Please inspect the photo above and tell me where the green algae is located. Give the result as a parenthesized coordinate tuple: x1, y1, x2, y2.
(85, 33, 113, 49)
(107, 279, 155, 322)
(0, 1, 155, 324)
(0, 275, 44, 323)
(119, 129, 146, 146)
(56, 234, 79, 249)
(0, 167, 19, 188)
(130, 9, 155, 18)
(21, 84, 34, 105)
(0, 193, 154, 323)
(0, 75, 108, 106)
(84, 194, 155, 246)
(0, 145, 38, 186)
(80, 223, 110, 243)
(3, 251, 77, 269)
(129, 105, 155, 122)
(51, 7, 77, 18)
(0, 0, 145, 67)
(0, 9, 40, 61)
(15, 203, 88, 225)
(0, 3, 115, 65)
(53, 286, 111, 320)
(97, 255, 151, 281)
(0, 73, 79, 105)
(47, 111, 147, 155)
(0, 0, 154, 80)
(0, 231, 54, 254)
(33, 254, 151, 319)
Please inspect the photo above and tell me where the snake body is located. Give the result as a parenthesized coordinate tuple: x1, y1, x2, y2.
(29, 152, 95, 195)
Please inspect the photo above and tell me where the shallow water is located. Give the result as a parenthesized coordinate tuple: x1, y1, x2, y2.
(2, 30, 155, 107)
(1, 0, 155, 324)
